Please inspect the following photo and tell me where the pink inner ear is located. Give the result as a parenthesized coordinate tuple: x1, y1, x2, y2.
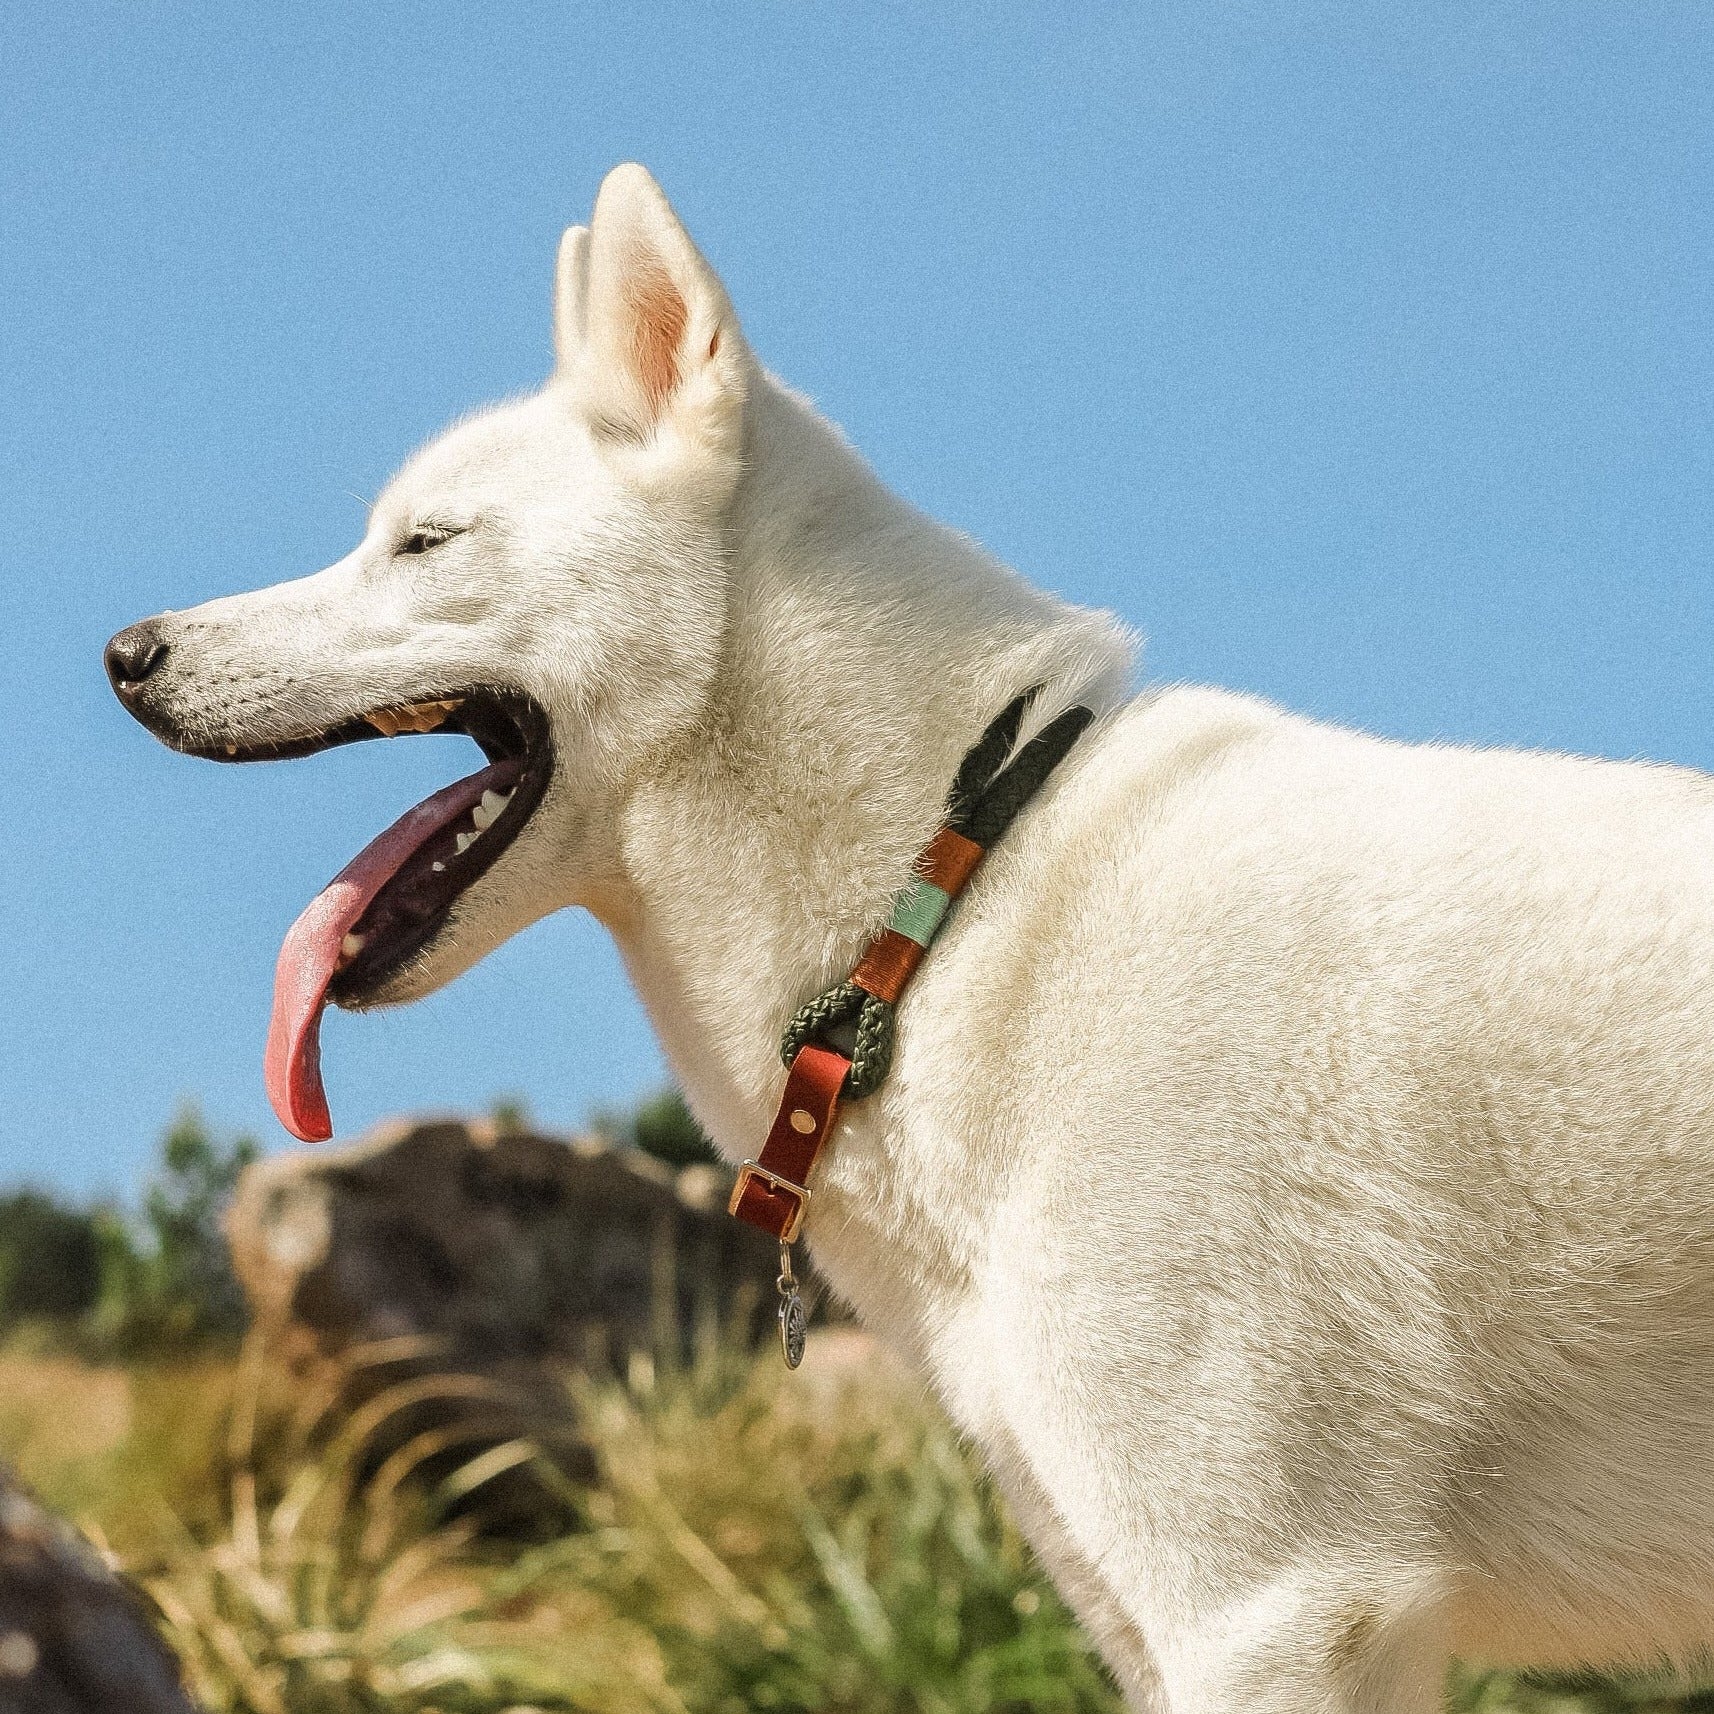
(626, 264, 689, 415)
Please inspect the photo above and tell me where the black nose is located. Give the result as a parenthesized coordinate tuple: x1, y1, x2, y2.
(104, 621, 169, 695)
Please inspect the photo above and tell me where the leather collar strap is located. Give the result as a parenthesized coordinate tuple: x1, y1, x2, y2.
(728, 1040, 850, 1241)
(729, 691, 1094, 1243)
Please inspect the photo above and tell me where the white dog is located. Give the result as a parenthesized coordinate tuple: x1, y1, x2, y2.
(107, 165, 1714, 1711)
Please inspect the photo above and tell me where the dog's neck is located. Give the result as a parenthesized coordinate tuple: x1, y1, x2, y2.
(594, 374, 1130, 1207)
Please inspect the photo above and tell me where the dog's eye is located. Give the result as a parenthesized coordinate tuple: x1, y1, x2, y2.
(396, 526, 458, 557)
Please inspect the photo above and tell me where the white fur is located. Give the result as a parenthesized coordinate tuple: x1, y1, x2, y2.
(131, 166, 1714, 1709)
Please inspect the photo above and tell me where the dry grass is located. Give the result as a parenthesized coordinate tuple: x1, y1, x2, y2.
(98, 1326, 1113, 1714)
(131, 1336, 678, 1714)
(0, 1334, 233, 1546)
(0, 1347, 132, 1480)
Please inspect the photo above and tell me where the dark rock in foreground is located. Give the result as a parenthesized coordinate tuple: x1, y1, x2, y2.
(0, 1466, 199, 1713)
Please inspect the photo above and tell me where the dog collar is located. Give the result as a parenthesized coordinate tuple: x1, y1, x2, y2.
(729, 688, 1095, 1364)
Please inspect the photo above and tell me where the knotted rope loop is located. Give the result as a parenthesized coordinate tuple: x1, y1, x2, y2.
(779, 980, 896, 1099)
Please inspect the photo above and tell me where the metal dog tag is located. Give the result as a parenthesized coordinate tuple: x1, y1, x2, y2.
(777, 1241, 808, 1368)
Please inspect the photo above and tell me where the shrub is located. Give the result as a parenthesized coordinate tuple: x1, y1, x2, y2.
(595, 1088, 720, 1171)
(0, 1323, 1677, 1714)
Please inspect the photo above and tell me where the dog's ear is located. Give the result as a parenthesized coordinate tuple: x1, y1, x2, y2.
(553, 225, 591, 369)
(563, 164, 746, 464)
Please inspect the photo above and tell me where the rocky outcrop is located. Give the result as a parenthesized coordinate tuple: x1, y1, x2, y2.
(0, 1467, 199, 1712)
(227, 1118, 798, 1525)
(227, 1117, 786, 1380)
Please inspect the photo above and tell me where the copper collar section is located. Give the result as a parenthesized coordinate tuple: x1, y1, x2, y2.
(850, 928, 927, 1006)
(914, 825, 985, 894)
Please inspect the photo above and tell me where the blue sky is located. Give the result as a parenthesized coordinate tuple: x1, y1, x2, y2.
(3, 3, 1710, 1198)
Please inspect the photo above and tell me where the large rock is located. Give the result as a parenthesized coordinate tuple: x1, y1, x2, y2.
(227, 1117, 786, 1382)
(0, 1466, 199, 1713)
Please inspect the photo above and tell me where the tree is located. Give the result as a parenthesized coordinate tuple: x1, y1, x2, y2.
(0, 1191, 103, 1323)
(625, 1088, 720, 1169)
(139, 1106, 259, 1343)
(490, 1095, 531, 1135)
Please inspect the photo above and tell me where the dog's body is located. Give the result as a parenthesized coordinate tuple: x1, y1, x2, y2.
(110, 167, 1714, 1709)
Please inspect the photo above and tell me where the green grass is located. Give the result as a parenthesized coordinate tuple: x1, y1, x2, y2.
(1450, 1669, 1714, 1714)
(552, 1340, 1115, 1714)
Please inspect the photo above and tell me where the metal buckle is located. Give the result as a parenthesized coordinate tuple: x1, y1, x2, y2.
(730, 1161, 810, 1241)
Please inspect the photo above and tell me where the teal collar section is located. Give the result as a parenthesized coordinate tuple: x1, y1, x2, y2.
(889, 877, 952, 947)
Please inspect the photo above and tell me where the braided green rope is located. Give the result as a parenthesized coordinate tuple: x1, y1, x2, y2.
(780, 691, 1093, 1100)
(779, 980, 897, 1099)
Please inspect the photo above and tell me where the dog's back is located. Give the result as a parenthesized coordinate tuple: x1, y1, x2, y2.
(829, 684, 1714, 1698)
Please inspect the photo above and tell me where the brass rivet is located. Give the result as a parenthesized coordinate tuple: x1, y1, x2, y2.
(789, 1108, 817, 1135)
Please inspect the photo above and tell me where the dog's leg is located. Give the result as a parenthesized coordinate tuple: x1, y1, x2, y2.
(1150, 1573, 1447, 1714)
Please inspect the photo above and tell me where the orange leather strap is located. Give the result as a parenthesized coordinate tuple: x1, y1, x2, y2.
(729, 1041, 851, 1240)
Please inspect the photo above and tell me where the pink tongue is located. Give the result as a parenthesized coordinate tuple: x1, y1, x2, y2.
(265, 758, 522, 1142)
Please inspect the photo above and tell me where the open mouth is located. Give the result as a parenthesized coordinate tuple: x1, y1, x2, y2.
(221, 687, 554, 1143)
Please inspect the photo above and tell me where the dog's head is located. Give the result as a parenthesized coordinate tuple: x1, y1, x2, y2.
(106, 165, 749, 1137)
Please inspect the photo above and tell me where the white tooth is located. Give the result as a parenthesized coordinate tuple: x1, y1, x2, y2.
(471, 787, 514, 833)
(455, 831, 475, 855)
(432, 861, 445, 872)
(340, 932, 365, 957)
